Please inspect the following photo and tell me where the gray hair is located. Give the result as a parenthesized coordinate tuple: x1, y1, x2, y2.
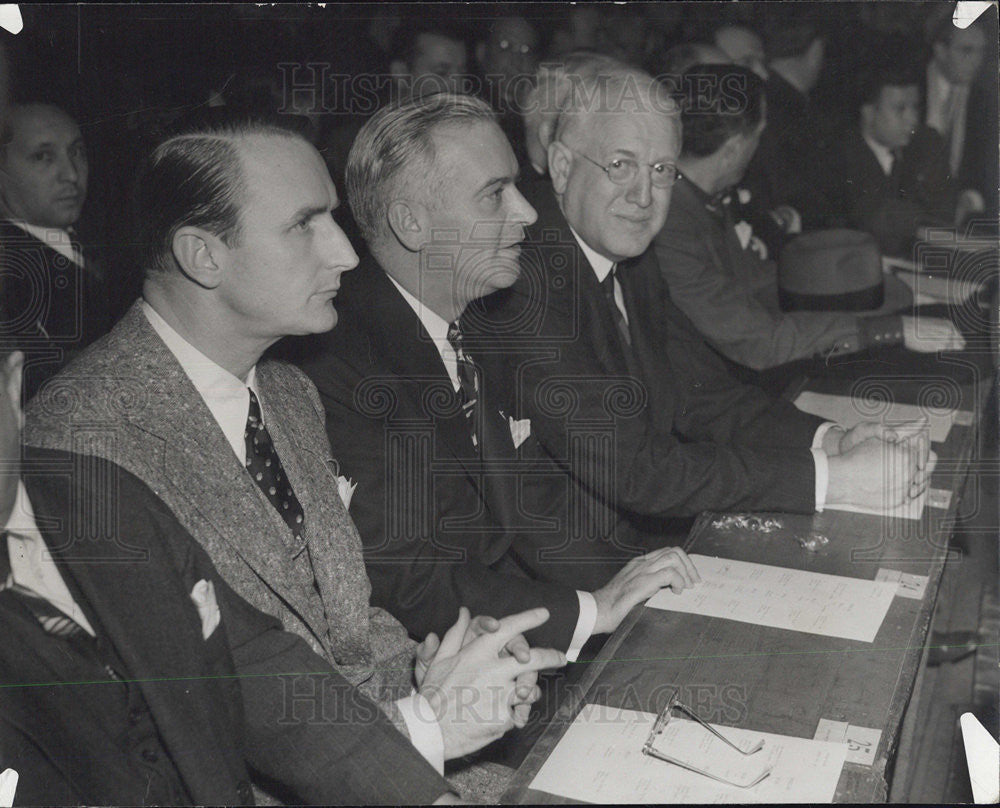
(346, 92, 497, 244)
(551, 68, 678, 148)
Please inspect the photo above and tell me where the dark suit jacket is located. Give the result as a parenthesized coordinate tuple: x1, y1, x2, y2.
(743, 72, 830, 228)
(289, 259, 580, 649)
(469, 185, 823, 579)
(823, 127, 955, 256)
(0, 220, 112, 401)
(0, 448, 448, 806)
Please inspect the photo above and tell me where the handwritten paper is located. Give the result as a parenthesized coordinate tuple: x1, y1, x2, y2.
(814, 719, 882, 766)
(530, 705, 847, 804)
(646, 555, 897, 643)
(793, 390, 958, 444)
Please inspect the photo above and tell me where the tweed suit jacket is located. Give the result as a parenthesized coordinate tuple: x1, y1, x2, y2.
(23, 301, 416, 704)
(471, 185, 824, 578)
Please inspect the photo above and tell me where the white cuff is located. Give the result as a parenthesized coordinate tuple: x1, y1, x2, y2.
(396, 694, 445, 774)
(566, 591, 598, 662)
(812, 421, 839, 451)
(811, 448, 829, 512)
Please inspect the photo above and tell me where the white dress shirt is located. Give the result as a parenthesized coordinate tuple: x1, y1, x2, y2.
(925, 61, 969, 174)
(141, 300, 446, 773)
(389, 277, 598, 661)
(3, 480, 96, 636)
(863, 133, 896, 177)
(567, 232, 835, 511)
(7, 220, 85, 268)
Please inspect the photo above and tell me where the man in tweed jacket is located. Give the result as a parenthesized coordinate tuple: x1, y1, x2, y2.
(24, 112, 565, 789)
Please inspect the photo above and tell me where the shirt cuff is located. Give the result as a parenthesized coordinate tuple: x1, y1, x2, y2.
(566, 591, 598, 662)
(812, 421, 839, 451)
(811, 448, 829, 512)
(396, 694, 445, 775)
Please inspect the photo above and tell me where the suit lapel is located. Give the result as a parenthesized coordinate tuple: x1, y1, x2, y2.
(23, 469, 243, 803)
(367, 266, 483, 475)
(99, 305, 330, 645)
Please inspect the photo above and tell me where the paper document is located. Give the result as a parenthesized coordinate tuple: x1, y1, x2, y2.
(824, 486, 928, 520)
(530, 704, 847, 804)
(646, 555, 897, 642)
(793, 390, 958, 444)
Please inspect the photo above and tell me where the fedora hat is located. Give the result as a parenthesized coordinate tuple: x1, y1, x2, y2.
(778, 229, 912, 316)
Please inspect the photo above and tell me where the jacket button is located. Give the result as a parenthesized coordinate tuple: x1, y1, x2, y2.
(237, 781, 252, 800)
(141, 748, 159, 763)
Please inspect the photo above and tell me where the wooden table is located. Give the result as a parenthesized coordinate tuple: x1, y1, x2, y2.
(502, 370, 988, 804)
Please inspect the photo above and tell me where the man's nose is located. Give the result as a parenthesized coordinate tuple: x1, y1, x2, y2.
(509, 186, 538, 227)
(626, 168, 653, 208)
(321, 216, 359, 273)
(56, 154, 81, 185)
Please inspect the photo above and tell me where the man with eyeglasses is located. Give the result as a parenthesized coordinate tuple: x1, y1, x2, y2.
(470, 64, 932, 560)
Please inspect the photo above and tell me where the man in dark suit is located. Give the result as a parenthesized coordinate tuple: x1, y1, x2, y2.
(924, 13, 997, 217)
(471, 64, 933, 559)
(0, 103, 111, 400)
(655, 64, 964, 370)
(741, 17, 830, 230)
(828, 53, 960, 256)
(292, 93, 699, 652)
(24, 112, 565, 793)
(0, 349, 457, 805)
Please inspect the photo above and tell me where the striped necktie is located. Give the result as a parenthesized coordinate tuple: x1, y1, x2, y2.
(447, 320, 480, 449)
(0, 531, 87, 638)
(602, 264, 632, 348)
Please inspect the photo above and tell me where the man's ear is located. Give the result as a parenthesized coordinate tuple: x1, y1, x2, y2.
(171, 226, 227, 289)
(719, 132, 745, 170)
(859, 103, 875, 132)
(3, 351, 24, 430)
(547, 140, 573, 194)
(386, 199, 427, 252)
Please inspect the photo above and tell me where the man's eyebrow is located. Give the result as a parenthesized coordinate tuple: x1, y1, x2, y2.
(286, 204, 332, 225)
(476, 174, 516, 194)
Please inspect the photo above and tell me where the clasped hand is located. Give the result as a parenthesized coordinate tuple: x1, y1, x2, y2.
(413, 607, 566, 759)
(826, 418, 936, 508)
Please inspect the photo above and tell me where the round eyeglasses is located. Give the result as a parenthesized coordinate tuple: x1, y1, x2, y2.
(566, 146, 681, 189)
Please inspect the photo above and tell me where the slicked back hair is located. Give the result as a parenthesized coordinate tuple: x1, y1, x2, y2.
(134, 112, 303, 276)
(346, 92, 496, 244)
(679, 63, 765, 158)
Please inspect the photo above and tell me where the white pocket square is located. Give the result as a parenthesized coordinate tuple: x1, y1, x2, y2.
(336, 475, 357, 510)
(508, 417, 531, 449)
(190, 579, 221, 640)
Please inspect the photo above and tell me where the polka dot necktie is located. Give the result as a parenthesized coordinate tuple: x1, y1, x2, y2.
(447, 321, 481, 449)
(244, 389, 305, 539)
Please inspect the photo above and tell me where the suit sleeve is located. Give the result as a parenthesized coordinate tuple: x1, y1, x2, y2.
(203, 542, 452, 805)
(653, 206, 864, 369)
(483, 280, 822, 519)
(301, 344, 581, 651)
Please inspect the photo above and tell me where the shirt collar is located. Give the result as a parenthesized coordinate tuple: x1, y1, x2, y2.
(3, 480, 97, 635)
(6, 220, 84, 267)
(3, 479, 38, 537)
(568, 226, 615, 283)
(141, 299, 257, 463)
(387, 275, 461, 391)
(862, 132, 896, 176)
